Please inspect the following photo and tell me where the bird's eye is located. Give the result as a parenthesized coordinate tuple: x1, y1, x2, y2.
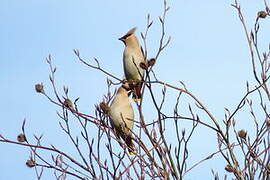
(128, 91, 132, 97)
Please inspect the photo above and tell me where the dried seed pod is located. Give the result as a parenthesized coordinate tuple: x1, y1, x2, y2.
(35, 83, 44, 93)
(17, 133, 26, 142)
(266, 164, 270, 174)
(147, 58, 156, 67)
(257, 11, 268, 18)
(266, 118, 270, 127)
(26, 160, 36, 168)
(225, 164, 235, 173)
(99, 102, 110, 114)
(63, 98, 73, 108)
(139, 62, 148, 70)
(160, 169, 169, 180)
(237, 129, 247, 139)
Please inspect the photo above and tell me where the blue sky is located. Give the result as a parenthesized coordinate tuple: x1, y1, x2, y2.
(1, 0, 269, 179)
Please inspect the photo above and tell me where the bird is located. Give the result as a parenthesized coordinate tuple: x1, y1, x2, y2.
(119, 27, 145, 101)
(109, 83, 135, 154)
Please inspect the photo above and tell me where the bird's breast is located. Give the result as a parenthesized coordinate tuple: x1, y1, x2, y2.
(123, 49, 144, 81)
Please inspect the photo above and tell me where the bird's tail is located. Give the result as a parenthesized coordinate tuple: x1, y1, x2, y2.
(125, 135, 135, 155)
(132, 82, 142, 101)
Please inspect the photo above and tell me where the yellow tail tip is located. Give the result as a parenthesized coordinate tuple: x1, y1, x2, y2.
(128, 151, 136, 155)
(133, 98, 141, 102)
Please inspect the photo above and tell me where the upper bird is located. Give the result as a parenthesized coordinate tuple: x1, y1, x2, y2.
(119, 27, 145, 101)
(109, 83, 135, 154)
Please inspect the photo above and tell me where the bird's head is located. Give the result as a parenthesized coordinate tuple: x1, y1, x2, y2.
(118, 27, 137, 45)
(121, 82, 131, 91)
(121, 82, 133, 97)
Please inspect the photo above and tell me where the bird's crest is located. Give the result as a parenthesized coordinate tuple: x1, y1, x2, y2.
(119, 27, 137, 40)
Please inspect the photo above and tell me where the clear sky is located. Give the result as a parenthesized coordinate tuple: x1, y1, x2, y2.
(1, 0, 269, 179)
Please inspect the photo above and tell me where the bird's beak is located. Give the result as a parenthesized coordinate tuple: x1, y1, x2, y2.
(118, 36, 125, 42)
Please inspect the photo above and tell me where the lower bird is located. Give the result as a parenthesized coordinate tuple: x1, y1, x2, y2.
(109, 83, 135, 154)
